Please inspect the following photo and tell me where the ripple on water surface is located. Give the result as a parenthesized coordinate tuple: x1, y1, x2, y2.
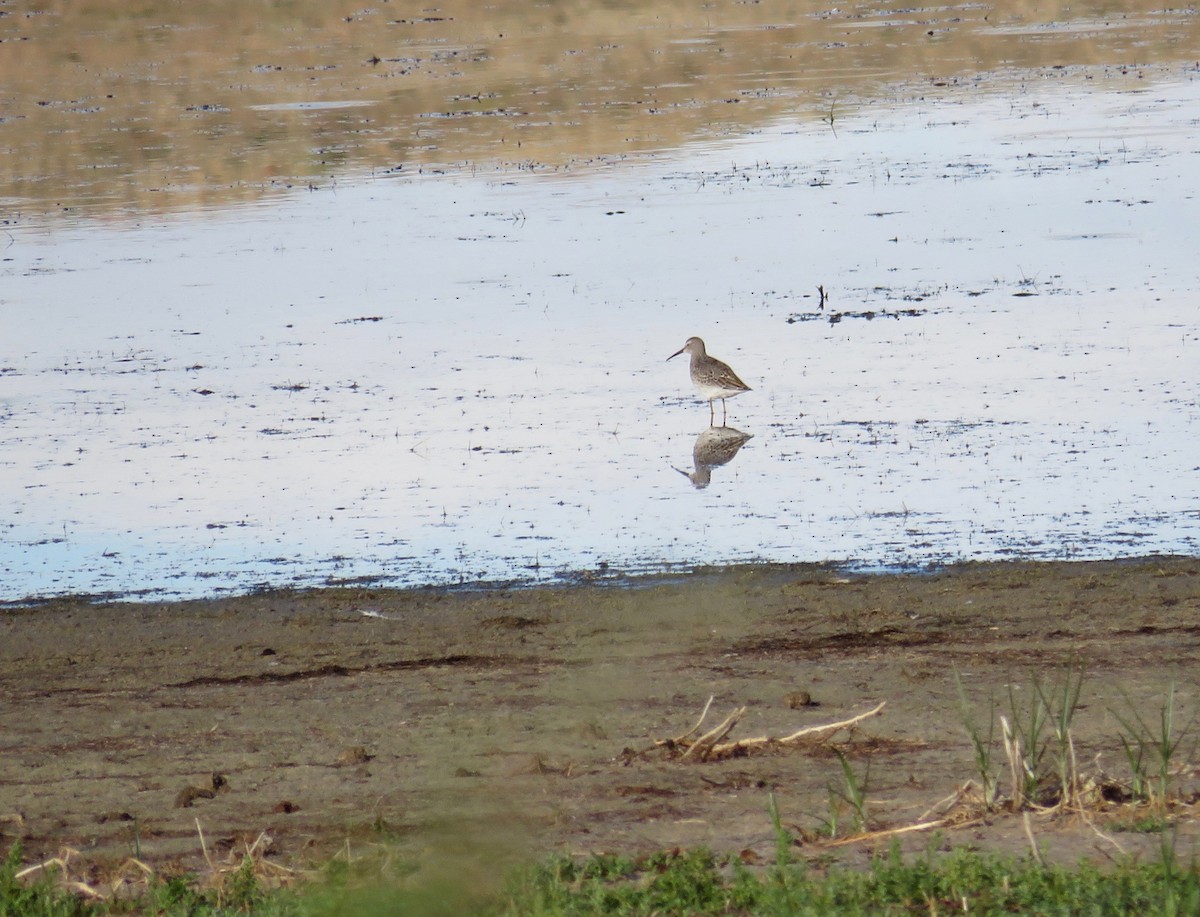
(2, 73, 1199, 602)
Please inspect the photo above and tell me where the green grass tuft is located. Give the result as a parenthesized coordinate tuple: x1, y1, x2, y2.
(493, 841, 1200, 917)
(7, 832, 1200, 917)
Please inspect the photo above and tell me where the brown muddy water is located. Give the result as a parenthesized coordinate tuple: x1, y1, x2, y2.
(1, 2, 1198, 601)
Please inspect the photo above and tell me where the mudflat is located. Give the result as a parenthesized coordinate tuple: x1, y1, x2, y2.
(2, 558, 1198, 882)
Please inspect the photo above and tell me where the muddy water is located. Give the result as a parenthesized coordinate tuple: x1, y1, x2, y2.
(1, 3, 1198, 601)
(5, 0, 1200, 216)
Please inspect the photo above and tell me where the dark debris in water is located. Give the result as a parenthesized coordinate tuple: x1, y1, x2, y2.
(786, 308, 927, 324)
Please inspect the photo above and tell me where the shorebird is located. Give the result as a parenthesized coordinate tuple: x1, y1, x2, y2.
(667, 336, 752, 426)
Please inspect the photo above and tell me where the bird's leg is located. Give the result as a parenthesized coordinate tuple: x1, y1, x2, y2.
(721, 398, 728, 426)
(709, 400, 715, 426)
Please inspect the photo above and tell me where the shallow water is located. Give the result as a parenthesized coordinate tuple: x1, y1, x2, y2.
(2, 5, 1198, 601)
(6, 0, 1200, 217)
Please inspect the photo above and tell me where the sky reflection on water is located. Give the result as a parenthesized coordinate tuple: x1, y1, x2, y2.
(2, 76, 1198, 601)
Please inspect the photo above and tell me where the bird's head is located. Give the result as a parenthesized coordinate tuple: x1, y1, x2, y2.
(667, 336, 705, 361)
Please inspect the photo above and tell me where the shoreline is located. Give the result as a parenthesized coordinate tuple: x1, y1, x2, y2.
(5, 552, 1195, 610)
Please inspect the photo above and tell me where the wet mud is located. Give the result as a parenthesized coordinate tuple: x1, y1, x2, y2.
(2, 559, 1198, 879)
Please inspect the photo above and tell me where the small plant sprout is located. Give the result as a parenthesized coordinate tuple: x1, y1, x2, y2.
(1113, 679, 1196, 811)
(990, 666, 1086, 812)
(830, 749, 870, 834)
(1034, 665, 1085, 809)
(767, 792, 793, 869)
(956, 671, 999, 809)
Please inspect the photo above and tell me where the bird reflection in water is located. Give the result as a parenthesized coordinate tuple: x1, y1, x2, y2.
(675, 426, 753, 489)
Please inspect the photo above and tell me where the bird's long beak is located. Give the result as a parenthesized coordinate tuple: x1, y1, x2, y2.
(667, 345, 686, 361)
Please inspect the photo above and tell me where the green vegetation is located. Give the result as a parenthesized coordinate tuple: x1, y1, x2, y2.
(956, 666, 1197, 819)
(0, 843, 299, 916)
(997, 665, 1087, 811)
(6, 832, 1200, 917)
(955, 671, 1000, 810)
(822, 751, 870, 838)
(497, 841, 1200, 917)
(1114, 680, 1197, 811)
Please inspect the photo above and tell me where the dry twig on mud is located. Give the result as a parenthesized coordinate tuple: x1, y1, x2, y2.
(9, 827, 302, 905)
(681, 705, 748, 761)
(655, 699, 886, 762)
(670, 694, 716, 746)
(821, 817, 960, 848)
(195, 825, 302, 897)
(16, 850, 100, 900)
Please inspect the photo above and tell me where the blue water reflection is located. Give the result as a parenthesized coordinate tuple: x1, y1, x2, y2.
(2, 79, 1198, 602)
